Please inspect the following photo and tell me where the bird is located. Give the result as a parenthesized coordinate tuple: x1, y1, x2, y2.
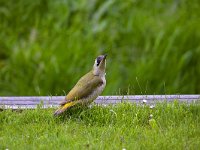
(54, 54, 107, 116)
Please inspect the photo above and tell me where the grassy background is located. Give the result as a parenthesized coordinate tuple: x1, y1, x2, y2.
(0, 0, 200, 96)
(0, 102, 200, 149)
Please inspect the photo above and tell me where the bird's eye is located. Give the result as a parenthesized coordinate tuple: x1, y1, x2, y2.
(96, 57, 101, 66)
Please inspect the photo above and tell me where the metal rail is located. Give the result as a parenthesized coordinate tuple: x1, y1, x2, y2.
(0, 95, 200, 109)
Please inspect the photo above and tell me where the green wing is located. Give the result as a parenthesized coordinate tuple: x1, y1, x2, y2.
(60, 71, 103, 105)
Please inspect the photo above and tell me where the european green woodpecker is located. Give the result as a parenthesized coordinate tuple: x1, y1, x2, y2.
(54, 54, 107, 116)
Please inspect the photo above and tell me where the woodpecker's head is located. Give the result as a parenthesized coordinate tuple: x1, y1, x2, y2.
(93, 54, 107, 76)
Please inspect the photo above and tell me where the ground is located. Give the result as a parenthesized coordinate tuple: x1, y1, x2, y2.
(0, 102, 200, 149)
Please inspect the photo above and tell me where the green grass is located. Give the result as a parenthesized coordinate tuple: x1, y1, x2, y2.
(0, 0, 200, 96)
(0, 102, 200, 149)
(1, 1, 199, 149)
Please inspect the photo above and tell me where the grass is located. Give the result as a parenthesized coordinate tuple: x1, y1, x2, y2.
(0, 102, 200, 149)
(0, 0, 200, 96)
(0, 1, 199, 149)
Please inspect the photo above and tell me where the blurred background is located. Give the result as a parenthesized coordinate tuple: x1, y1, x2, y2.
(0, 0, 200, 96)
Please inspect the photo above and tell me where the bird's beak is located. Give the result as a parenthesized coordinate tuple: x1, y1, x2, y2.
(103, 54, 107, 59)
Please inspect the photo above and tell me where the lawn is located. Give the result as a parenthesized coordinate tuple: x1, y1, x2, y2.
(0, 102, 199, 149)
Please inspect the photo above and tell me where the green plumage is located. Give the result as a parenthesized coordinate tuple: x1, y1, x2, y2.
(65, 71, 103, 101)
(54, 55, 107, 116)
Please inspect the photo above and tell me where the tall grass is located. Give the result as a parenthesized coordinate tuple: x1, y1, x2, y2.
(0, 0, 200, 96)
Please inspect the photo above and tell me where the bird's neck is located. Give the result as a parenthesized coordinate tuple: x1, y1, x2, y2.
(93, 69, 105, 77)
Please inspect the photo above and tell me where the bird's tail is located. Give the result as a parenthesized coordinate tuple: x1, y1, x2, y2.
(54, 101, 78, 116)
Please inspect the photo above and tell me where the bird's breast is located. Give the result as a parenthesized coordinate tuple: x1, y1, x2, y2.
(85, 76, 106, 103)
